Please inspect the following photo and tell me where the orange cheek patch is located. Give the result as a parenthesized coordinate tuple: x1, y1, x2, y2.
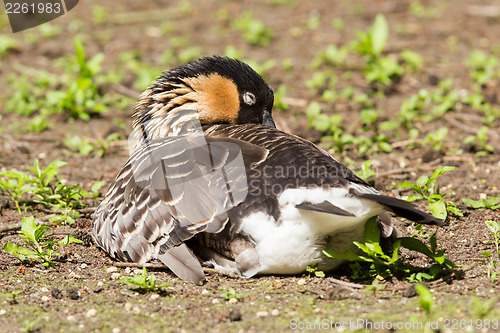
(183, 74, 240, 124)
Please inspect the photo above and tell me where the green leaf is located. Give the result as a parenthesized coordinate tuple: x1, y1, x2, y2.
(462, 198, 483, 209)
(428, 199, 447, 220)
(58, 235, 83, 246)
(399, 237, 435, 258)
(370, 14, 389, 55)
(415, 284, 433, 314)
(3, 243, 38, 260)
(363, 216, 381, 246)
(20, 216, 38, 242)
(486, 220, 499, 235)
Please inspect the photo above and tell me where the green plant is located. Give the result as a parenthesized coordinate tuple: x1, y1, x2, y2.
(399, 166, 463, 220)
(324, 217, 455, 281)
(423, 127, 448, 151)
(119, 267, 170, 292)
(477, 221, 500, 281)
(304, 266, 325, 278)
(464, 126, 494, 155)
(0, 160, 103, 222)
(4, 290, 22, 304)
(465, 50, 500, 86)
(0, 169, 37, 213)
(463, 197, 500, 210)
(273, 85, 290, 111)
(415, 284, 433, 316)
(64, 135, 95, 155)
(355, 160, 376, 180)
(0, 35, 20, 57)
(220, 288, 243, 300)
(6, 38, 119, 121)
(3, 216, 82, 267)
(231, 12, 274, 46)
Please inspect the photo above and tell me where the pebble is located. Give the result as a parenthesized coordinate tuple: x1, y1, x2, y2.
(0, 309, 7, 315)
(150, 294, 160, 300)
(124, 303, 133, 311)
(112, 328, 121, 333)
(256, 311, 268, 318)
(201, 289, 210, 296)
(287, 311, 297, 316)
(271, 309, 280, 316)
(132, 306, 141, 315)
(106, 267, 118, 274)
(68, 271, 81, 279)
(228, 298, 238, 304)
(297, 278, 306, 286)
(80, 263, 87, 269)
(40, 287, 49, 293)
(110, 273, 121, 280)
(97, 281, 103, 287)
(66, 315, 76, 321)
(85, 309, 97, 318)
(41, 296, 50, 302)
(211, 298, 220, 304)
(124, 267, 131, 274)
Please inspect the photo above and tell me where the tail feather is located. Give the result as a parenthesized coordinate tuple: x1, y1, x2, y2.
(356, 193, 446, 226)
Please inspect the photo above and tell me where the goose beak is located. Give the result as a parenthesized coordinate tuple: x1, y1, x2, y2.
(262, 110, 276, 128)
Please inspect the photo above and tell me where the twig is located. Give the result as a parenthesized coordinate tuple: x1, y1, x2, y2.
(328, 278, 365, 289)
(466, 5, 500, 17)
(377, 168, 416, 177)
(113, 262, 166, 269)
(443, 114, 478, 135)
(112, 84, 140, 99)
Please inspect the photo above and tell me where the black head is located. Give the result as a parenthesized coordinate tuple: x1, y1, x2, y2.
(133, 56, 276, 136)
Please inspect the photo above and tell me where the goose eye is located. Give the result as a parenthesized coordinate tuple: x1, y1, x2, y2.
(243, 92, 256, 105)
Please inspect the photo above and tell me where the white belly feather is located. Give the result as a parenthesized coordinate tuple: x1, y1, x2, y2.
(240, 187, 384, 275)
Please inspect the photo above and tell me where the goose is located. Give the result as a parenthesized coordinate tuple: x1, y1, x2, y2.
(93, 56, 444, 285)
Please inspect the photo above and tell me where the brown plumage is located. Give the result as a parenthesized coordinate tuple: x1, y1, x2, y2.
(93, 56, 444, 285)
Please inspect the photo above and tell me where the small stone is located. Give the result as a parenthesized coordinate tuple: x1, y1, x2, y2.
(68, 271, 81, 279)
(66, 315, 76, 321)
(41, 296, 50, 302)
(228, 298, 238, 304)
(85, 309, 97, 318)
(124, 303, 133, 311)
(287, 311, 297, 316)
(201, 289, 210, 296)
(150, 294, 160, 300)
(40, 287, 49, 293)
(0, 309, 7, 315)
(67, 288, 81, 300)
(110, 273, 121, 280)
(212, 298, 220, 304)
(313, 308, 321, 313)
(132, 306, 141, 314)
(124, 267, 131, 274)
(112, 328, 121, 333)
(256, 311, 268, 318)
(80, 263, 88, 269)
(106, 267, 118, 274)
(297, 278, 307, 286)
(97, 281, 103, 287)
(265, 295, 271, 300)
(271, 309, 280, 316)
(228, 309, 242, 322)
(51, 288, 63, 299)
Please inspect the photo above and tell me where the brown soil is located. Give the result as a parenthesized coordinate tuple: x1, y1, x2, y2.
(1, 1, 500, 332)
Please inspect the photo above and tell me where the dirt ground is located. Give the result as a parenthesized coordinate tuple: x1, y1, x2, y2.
(1, 0, 500, 332)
